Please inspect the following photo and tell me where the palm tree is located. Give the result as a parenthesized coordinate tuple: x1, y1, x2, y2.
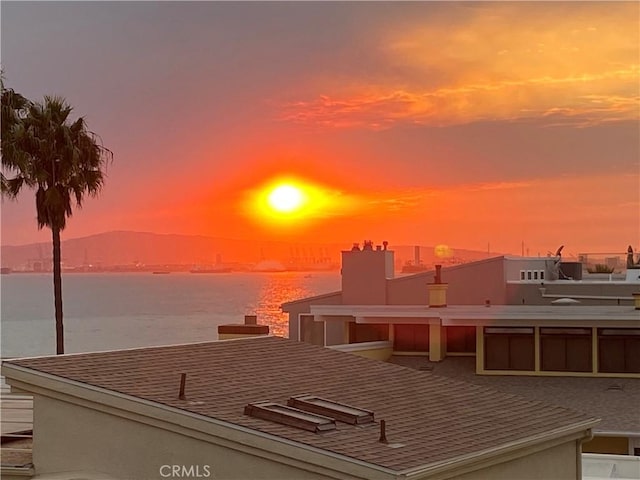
(1, 93, 112, 354)
(1, 79, 30, 192)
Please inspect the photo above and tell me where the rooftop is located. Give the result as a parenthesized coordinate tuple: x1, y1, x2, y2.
(390, 356, 640, 435)
(3, 336, 598, 473)
(310, 304, 640, 323)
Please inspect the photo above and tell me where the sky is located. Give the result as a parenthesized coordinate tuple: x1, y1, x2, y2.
(1, 1, 638, 256)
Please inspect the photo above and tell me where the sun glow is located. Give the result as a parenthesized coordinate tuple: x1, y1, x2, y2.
(267, 184, 305, 213)
(244, 176, 352, 229)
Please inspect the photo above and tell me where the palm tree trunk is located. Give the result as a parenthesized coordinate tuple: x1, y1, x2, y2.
(52, 225, 64, 354)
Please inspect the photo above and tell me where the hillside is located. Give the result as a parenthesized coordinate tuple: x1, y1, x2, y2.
(1, 231, 499, 271)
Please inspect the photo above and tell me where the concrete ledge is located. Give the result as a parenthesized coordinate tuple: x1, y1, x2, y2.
(217, 325, 269, 335)
(329, 342, 393, 361)
(582, 453, 640, 480)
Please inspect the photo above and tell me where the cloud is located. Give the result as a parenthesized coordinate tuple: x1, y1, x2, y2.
(277, 3, 639, 129)
(365, 192, 426, 212)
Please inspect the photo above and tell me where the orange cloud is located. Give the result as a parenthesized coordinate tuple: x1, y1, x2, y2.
(279, 3, 639, 129)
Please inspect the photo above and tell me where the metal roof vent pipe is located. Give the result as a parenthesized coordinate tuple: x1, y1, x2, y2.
(379, 419, 388, 444)
(428, 265, 448, 308)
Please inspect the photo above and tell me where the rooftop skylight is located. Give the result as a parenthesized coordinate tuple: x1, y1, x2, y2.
(288, 395, 375, 425)
(244, 401, 336, 433)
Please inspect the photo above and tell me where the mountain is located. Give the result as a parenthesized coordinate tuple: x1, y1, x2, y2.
(0, 231, 345, 270)
(0, 231, 500, 271)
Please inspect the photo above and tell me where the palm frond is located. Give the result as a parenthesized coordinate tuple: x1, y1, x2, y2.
(5, 94, 112, 231)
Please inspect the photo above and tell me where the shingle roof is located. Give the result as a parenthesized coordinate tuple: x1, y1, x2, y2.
(4, 337, 597, 472)
(390, 355, 640, 435)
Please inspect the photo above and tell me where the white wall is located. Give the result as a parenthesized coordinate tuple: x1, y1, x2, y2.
(446, 441, 579, 480)
(32, 395, 371, 480)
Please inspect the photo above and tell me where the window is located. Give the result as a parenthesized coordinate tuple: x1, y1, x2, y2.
(598, 329, 640, 373)
(394, 324, 429, 352)
(349, 322, 388, 343)
(540, 328, 592, 372)
(446, 326, 476, 353)
(520, 270, 526, 280)
(484, 327, 535, 371)
(540, 270, 545, 280)
(527, 271, 532, 280)
(533, 271, 538, 280)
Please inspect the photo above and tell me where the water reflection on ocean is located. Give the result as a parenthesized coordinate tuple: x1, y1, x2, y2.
(1, 272, 340, 358)
(255, 273, 323, 337)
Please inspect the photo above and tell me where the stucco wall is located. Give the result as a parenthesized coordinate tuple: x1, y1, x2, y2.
(31, 395, 366, 480)
(284, 292, 341, 341)
(329, 341, 393, 361)
(387, 257, 507, 306)
(325, 316, 351, 346)
(506, 282, 637, 306)
(341, 249, 393, 305)
(445, 440, 579, 480)
(503, 258, 550, 283)
(25, 390, 587, 480)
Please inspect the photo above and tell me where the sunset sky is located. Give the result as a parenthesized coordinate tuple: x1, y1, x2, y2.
(1, 2, 638, 256)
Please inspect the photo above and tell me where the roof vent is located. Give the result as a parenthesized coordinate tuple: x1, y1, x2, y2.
(244, 402, 336, 433)
(288, 395, 374, 425)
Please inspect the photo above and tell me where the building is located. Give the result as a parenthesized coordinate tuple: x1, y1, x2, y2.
(2, 336, 598, 480)
(282, 245, 640, 456)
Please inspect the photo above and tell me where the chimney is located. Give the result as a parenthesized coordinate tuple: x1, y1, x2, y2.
(218, 314, 269, 340)
(427, 265, 448, 308)
(341, 240, 394, 304)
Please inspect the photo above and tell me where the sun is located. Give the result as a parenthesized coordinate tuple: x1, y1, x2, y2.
(244, 176, 348, 228)
(267, 184, 305, 213)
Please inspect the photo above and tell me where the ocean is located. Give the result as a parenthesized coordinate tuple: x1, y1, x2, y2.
(0, 271, 340, 358)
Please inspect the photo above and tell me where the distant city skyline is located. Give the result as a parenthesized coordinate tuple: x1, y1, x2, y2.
(1, 2, 638, 255)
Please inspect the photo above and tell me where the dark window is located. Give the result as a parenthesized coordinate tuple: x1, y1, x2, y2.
(394, 324, 429, 352)
(348, 323, 388, 344)
(598, 329, 640, 373)
(540, 328, 592, 372)
(484, 327, 534, 371)
(446, 326, 476, 353)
